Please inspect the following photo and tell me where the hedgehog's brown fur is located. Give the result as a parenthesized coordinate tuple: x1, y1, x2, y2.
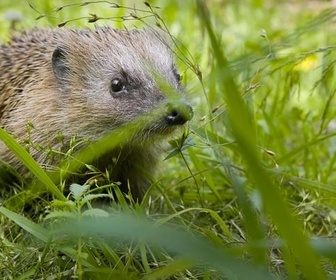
(0, 27, 193, 200)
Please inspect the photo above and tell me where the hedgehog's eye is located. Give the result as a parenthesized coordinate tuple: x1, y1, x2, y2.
(111, 78, 125, 93)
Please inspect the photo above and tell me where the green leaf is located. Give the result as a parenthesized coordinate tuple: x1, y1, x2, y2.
(70, 183, 90, 201)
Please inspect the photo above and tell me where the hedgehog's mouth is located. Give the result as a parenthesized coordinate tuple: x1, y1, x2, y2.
(143, 122, 180, 136)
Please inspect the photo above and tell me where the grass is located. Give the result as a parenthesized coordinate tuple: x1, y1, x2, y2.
(1, 0, 336, 279)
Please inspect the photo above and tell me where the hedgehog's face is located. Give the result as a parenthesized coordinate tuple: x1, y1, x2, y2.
(51, 28, 193, 140)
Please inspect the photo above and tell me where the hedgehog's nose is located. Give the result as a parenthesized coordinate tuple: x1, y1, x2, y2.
(166, 104, 193, 126)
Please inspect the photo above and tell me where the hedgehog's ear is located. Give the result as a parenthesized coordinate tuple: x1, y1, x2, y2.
(52, 47, 71, 82)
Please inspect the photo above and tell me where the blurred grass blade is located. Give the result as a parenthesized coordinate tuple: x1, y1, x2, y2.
(0, 128, 65, 201)
(196, 0, 326, 279)
(42, 90, 190, 186)
(143, 259, 194, 280)
(0, 206, 99, 269)
(223, 159, 267, 263)
(196, 1, 267, 264)
(156, 207, 233, 240)
(55, 214, 277, 280)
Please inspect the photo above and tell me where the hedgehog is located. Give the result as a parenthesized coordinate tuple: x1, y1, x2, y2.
(0, 27, 193, 200)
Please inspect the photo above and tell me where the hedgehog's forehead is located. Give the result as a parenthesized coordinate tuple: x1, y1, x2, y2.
(101, 30, 173, 65)
(64, 28, 172, 55)
(52, 28, 175, 86)
(63, 29, 174, 74)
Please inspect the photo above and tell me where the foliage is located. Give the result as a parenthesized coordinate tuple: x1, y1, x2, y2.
(1, 0, 336, 279)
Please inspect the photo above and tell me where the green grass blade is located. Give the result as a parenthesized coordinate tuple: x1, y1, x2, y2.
(0, 128, 65, 201)
(0, 206, 49, 242)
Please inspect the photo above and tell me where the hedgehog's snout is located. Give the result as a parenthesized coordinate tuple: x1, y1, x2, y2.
(165, 103, 193, 126)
